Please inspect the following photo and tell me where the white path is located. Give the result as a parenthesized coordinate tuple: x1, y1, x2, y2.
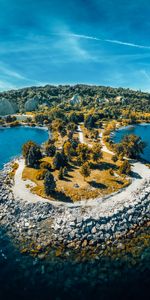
(13, 159, 67, 206)
(13, 125, 150, 215)
(77, 124, 84, 143)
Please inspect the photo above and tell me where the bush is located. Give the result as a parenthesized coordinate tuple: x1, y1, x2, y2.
(44, 171, 56, 195)
(119, 160, 131, 175)
(112, 155, 118, 162)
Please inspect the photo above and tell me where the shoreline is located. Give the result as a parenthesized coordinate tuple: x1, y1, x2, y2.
(1, 162, 150, 259)
(1, 121, 150, 259)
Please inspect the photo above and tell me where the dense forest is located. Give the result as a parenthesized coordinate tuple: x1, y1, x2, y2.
(0, 84, 150, 115)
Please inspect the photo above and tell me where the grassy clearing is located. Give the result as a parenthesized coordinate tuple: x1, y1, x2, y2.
(22, 151, 129, 203)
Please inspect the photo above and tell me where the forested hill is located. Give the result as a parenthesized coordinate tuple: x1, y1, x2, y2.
(0, 84, 150, 115)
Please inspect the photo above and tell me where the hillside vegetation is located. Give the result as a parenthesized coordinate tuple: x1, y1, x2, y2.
(1, 84, 150, 116)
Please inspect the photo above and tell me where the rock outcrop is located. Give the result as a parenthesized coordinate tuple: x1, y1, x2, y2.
(24, 98, 39, 111)
(0, 98, 17, 116)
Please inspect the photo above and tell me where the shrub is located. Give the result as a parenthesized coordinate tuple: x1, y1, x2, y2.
(80, 162, 91, 180)
(112, 155, 118, 162)
(119, 160, 131, 175)
(44, 171, 56, 195)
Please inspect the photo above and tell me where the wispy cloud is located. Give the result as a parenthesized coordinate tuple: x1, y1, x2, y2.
(59, 33, 150, 50)
(0, 80, 16, 91)
(0, 65, 25, 80)
(53, 29, 96, 62)
(141, 69, 150, 82)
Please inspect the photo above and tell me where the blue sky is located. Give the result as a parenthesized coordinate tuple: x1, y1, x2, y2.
(1, 0, 150, 91)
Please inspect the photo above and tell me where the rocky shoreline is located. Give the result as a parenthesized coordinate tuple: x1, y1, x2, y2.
(1, 162, 150, 260)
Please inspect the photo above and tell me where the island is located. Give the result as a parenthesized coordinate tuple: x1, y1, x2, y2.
(1, 84, 150, 296)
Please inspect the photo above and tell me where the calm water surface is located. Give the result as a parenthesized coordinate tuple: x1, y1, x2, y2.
(0, 126, 48, 169)
(112, 123, 150, 161)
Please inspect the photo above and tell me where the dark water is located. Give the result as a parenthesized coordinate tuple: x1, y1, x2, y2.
(0, 126, 48, 169)
(112, 124, 150, 162)
(1, 226, 150, 300)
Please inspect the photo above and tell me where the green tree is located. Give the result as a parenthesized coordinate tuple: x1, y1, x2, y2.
(119, 160, 131, 175)
(53, 152, 68, 170)
(80, 162, 91, 180)
(92, 143, 103, 162)
(63, 141, 72, 161)
(22, 141, 36, 164)
(63, 166, 68, 176)
(77, 144, 90, 164)
(120, 134, 146, 158)
(26, 145, 42, 168)
(45, 144, 56, 157)
(84, 115, 95, 129)
(44, 171, 56, 195)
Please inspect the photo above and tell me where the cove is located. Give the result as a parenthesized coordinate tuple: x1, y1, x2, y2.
(112, 123, 150, 162)
(0, 126, 48, 169)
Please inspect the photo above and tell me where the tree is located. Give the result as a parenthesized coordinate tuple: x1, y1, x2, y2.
(80, 162, 91, 180)
(63, 167, 68, 176)
(112, 155, 118, 162)
(45, 144, 56, 157)
(60, 128, 67, 138)
(77, 144, 90, 164)
(26, 145, 42, 168)
(92, 143, 103, 162)
(63, 141, 72, 160)
(119, 134, 146, 158)
(22, 141, 37, 164)
(58, 167, 64, 179)
(53, 152, 68, 170)
(84, 115, 95, 129)
(44, 171, 56, 195)
(119, 160, 131, 175)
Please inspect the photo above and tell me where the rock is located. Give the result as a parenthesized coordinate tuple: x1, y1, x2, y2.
(82, 240, 88, 248)
(91, 226, 97, 234)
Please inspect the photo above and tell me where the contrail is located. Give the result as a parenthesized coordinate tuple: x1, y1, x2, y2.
(59, 33, 150, 50)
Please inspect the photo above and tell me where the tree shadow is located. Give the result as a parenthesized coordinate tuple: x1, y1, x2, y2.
(112, 179, 124, 185)
(53, 191, 73, 203)
(68, 164, 78, 171)
(130, 171, 142, 179)
(61, 177, 72, 182)
(89, 180, 107, 189)
(90, 161, 118, 171)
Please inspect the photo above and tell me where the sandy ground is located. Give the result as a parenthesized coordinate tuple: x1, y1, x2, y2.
(13, 126, 150, 213)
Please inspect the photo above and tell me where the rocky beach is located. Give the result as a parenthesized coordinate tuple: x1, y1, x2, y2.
(1, 159, 150, 259)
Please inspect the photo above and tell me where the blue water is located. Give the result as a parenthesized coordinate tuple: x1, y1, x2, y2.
(112, 123, 150, 162)
(0, 126, 48, 169)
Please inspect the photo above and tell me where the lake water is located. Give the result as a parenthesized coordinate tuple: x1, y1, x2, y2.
(0, 126, 48, 169)
(112, 123, 150, 162)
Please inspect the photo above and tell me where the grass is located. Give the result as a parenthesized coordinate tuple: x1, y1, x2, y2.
(22, 150, 129, 203)
(22, 124, 130, 203)
(8, 162, 19, 179)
